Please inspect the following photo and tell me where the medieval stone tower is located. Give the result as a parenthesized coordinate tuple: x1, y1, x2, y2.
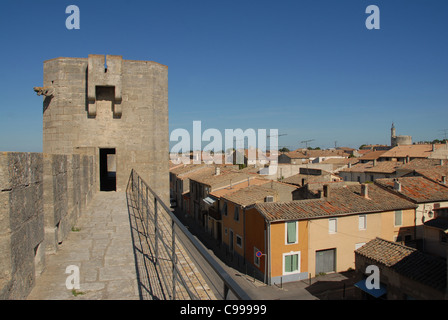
(390, 122, 412, 147)
(38, 54, 169, 201)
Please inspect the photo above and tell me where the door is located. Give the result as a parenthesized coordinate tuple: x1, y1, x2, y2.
(229, 229, 234, 253)
(99, 148, 116, 191)
(315, 249, 336, 275)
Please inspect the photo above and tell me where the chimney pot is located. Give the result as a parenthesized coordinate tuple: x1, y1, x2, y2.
(394, 179, 402, 192)
(323, 184, 330, 198)
(215, 167, 220, 176)
(361, 184, 369, 198)
(442, 176, 447, 185)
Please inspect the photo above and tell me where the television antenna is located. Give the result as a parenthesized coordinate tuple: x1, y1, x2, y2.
(300, 139, 315, 149)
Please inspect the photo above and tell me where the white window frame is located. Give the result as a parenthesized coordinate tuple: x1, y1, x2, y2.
(329, 218, 337, 234)
(285, 221, 298, 245)
(282, 251, 301, 275)
(359, 214, 367, 230)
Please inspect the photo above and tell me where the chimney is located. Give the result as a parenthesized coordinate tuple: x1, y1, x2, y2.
(440, 159, 444, 166)
(361, 184, 369, 199)
(394, 179, 402, 192)
(432, 144, 436, 152)
(215, 167, 220, 176)
(323, 184, 330, 198)
(248, 177, 250, 186)
(442, 176, 447, 185)
(348, 162, 352, 168)
(373, 159, 377, 166)
(406, 155, 410, 164)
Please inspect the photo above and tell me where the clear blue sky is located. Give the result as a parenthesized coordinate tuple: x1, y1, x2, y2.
(0, 0, 447, 152)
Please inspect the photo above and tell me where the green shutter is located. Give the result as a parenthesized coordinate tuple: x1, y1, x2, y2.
(285, 254, 299, 273)
(285, 255, 292, 272)
(287, 222, 297, 243)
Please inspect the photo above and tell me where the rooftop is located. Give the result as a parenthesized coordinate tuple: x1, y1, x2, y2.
(341, 160, 402, 174)
(375, 176, 448, 203)
(222, 185, 278, 207)
(355, 237, 446, 292)
(379, 144, 445, 159)
(189, 167, 252, 189)
(255, 184, 416, 222)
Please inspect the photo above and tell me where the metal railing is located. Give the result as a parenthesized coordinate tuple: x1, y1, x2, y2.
(126, 169, 251, 300)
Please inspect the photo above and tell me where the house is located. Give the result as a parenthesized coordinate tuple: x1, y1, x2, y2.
(396, 158, 448, 185)
(281, 168, 339, 187)
(339, 160, 402, 183)
(246, 183, 417, 285)
(188, 166, 253, 228)
(319, 157, 359, 173)
(279, 149, 347, 165)
(206, 177, 269, 242)
(219, 181, 299, 265)
(170, 165, 215, 214)
(357, 150, 387, 163)
(375, 176, 448, 243)
(423, 206, 448, 258)
(355, 237, 446, 300)
(378, 144, 444, 163)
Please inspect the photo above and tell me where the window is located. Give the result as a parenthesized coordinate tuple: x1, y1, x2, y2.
(440, 231, 448, 244)
(395, 210, 402, 226)
(359, 215, 366, 230)
(284, 252, 300, 274)
(234, 206, 240, 221)
(286, 221, 298, 244)
(236, 235, 242, 248)
(222, 202, 227, 216)
(329, 218, 337, 234)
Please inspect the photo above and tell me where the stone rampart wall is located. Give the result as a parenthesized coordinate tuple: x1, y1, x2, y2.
(0, 152, 96, 299)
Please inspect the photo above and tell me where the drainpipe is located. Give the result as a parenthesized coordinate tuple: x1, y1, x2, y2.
(266, 220, 271, 285)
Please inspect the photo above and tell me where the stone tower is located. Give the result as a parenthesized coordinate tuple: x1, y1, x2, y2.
(390, 122, 412, 147)
(38, 54, 169, 201)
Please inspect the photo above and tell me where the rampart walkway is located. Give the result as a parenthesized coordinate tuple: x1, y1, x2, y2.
(28, 192, 139, 300)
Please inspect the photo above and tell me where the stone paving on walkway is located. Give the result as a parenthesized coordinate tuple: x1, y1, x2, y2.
(27, 192, 140, 300)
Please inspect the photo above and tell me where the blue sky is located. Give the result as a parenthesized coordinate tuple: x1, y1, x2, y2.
(0, 0, 447, 152)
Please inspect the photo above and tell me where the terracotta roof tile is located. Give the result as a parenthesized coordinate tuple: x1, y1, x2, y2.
(379, 144, 445, 159)
(375, 176, 448, 203)
(255, 184, 416, 222)
(355, 238, 446, 291)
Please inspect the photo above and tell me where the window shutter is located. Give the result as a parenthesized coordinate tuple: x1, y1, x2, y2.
(287, 222, 297, 243)
(285, 255, 292, 273)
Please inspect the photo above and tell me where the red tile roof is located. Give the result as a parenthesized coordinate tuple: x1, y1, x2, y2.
(255, 184, 416, 222)
(375, 176, 448, 203)
(355, 237, 446, 291)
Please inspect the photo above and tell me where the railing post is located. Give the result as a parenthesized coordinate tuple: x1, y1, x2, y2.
(172, 219, 176, 300)
(145, 186, 149, 233)
(154, 197, 158, 265)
